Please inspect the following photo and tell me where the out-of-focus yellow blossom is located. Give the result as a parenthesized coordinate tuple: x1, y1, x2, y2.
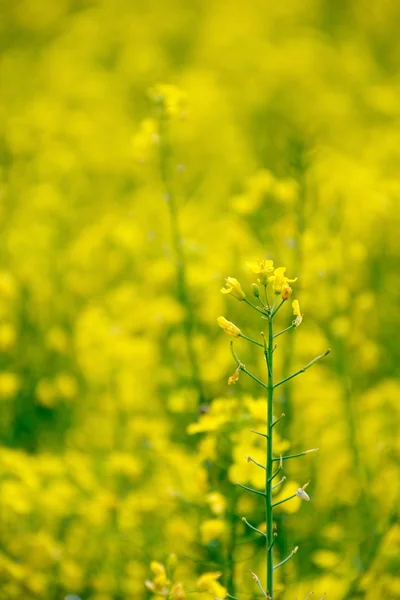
(268, 267, 298, 293)
(132, 118, 159, 163)
(196, 572, 227, 598)
(145, 561, 170, 595)
(0, 372, 20, 399)
(0, 271, 16, 298)
(148, 84, 187, 118)
(220, 277, 246, 300)
(35, 379, 56, 407)
(0, 323, 16, 350)
(54, 373, 78, 400)
(246, 259, 274, 285)
(206, 492, 227, 516)
(46, 326, 69, 353)
(170, 582, 186, 599)
(217, 316, 241, 337)
(200, 519, 227, 544)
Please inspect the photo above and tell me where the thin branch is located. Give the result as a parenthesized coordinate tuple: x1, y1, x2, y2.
(272, 448, 319, 462)
(244, 298, 267, 315)
(272, 413, 285, 428)
(272, 476, 286, 490)
(268, 466, 282, 482)
(230, 342, 269, 390)
(239, 333, 264, 348)
(250, 571, 267, 597)
(272, 493, 297, 508)
(273, 546, 298, 570)
(273, 324, 294, 339)
(242, 517, 266, 537)
(246, 455, 266, 469)
(271, 299, 286, 317)
(236, 482, 266, 497)
(250, 429, 269, 440)
(274, 349, 331, 389)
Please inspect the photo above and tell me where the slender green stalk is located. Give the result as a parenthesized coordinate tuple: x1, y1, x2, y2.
(221, 267, 331, 598)
(238, 333, 264, 347)
(274, 324, 295, 339)
(266, 316, 274, 597)
(157, 113, 205, 404)
(274, 349, 331, 389)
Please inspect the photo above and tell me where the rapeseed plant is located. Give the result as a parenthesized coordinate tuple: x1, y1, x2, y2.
(219, 263, 330, 599)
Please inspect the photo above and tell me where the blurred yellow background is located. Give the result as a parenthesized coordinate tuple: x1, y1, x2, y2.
(1, 0, 400, 599)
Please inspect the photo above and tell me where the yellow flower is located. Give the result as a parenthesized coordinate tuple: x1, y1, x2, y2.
(268, 267, 297, 293)
(228, 368, 240, 385)
(148, 84, 187, 118)
(206, 492, 227, 516)
(170, 582, 186, 600)
(281, 285, 293, 300)
(200, 519, 227, 544)
(145, 561, 170, 594)
(217, 316, 241, 337)
(292, 299, 303, 327)
(220, 277, 246, 300)
(292, 300, 301, 316)
(246, 259, 274, 285)
(197, 571, 227, 599)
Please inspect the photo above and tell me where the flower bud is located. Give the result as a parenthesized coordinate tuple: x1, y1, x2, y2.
(220, 277, 246, 301)
(251, 283, 260, 298)
(217, 316, 241, 337)
(281, 285, 293, 299)
(296, 488, 310, 501)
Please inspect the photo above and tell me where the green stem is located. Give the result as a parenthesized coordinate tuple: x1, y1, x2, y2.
(266, 316, 274, 598)
(272, 448, 318, 462)
(239, 333, 264, 347)
(271, 299, 286, 318)
(230, 341, 269, 390)
(272, 493, 297, 508)
(273, 546, 298, 570)
(158, 114, 204, 404)
(274, 349, 331, 389)
(244, 297, 267, 315)
(274, 324, 295, 339)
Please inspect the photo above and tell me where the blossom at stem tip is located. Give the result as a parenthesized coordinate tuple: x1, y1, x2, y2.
(221, 277, 246, 300)
(217, 316, 241, 337)
(268, 267, 297, 293)
(246, 259, 274, 285)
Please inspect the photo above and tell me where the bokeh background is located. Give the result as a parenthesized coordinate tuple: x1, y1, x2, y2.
(1, 0, 400, 599)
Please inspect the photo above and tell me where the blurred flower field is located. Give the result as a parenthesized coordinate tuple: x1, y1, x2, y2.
(1, 0, 400, 598)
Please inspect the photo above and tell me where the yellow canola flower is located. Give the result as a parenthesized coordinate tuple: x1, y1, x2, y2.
(148, 84, 187, 118)
(145, 561, 170, 594)
(217, 316, 241, 337)
(292, 299, 303, 327)
(292, 300, 301, 316)
(0, 372, 20, 399)
(197, 571, 227, 599)
(268, 267, 297, 293)
(220, 277, 246, 301)
(206, 492, 227, 516)
(170, 582, 187, 600)
(200, 519, 227, 544)
(228, 368, 240, 385)
(246, 259, 274, 285)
